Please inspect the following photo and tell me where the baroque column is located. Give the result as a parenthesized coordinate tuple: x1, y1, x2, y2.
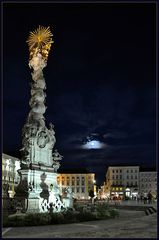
(15, 26, 66, 213)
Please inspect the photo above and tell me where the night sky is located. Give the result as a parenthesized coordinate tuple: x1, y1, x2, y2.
(3, 2, 156, 186)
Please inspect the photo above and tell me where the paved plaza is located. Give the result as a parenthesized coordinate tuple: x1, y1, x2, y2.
(2, 207, 157, 238)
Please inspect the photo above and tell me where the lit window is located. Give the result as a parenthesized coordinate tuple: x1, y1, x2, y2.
(120, 187, 122, 190)
(116, 187, 118, 191)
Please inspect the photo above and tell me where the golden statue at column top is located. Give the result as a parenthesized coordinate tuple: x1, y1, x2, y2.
(26, 25, 54, 61)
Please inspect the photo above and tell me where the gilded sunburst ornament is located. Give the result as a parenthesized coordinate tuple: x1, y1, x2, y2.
(27, 26, 54, 60)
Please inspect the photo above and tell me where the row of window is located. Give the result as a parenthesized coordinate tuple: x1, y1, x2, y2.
(112, 181, 138, 186)
(140, 173, 156, 177)
(141, 183, 157, 187)
(112, 187, 123, 191)
(112, 169, 138, 173)
(58, 176, 90, 181)
(141, 184, 154, 188)
(3, 175, 20, 182)
(126, 175, 138, 179)
(112, 175, 138, 180)
(71, 187, 85, 193)
(58, 180, 85, 186)
(140, 178, 157, 182)
(112, 175, 122, 179)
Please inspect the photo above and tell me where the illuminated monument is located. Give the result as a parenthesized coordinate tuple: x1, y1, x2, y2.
(16, 26, 72, 213)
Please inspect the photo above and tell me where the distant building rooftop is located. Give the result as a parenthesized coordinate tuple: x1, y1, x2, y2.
(58, 168, 92, 174)
(139, 167, 157, 172)
(2, 153, 20, 161)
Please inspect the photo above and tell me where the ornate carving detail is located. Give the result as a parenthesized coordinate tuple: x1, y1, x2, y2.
(48, 123, 56, 149)
(37, 130, 49, 148)
(52, 149, 63, 161)
(52, 149, 63, 172)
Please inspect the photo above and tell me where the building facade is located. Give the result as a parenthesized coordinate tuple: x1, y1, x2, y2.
(139, 171, 157, 197)
(2, 153, 20, 198)
(103, 166, 140, 199)
(57, 173, 96, 199)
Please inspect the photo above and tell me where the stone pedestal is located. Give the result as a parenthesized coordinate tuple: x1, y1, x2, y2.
(26, 195, 40, 213)
(18, 168, 65, 213)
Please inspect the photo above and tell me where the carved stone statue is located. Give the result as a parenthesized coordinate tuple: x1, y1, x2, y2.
(48, 123, 56, 149)
(37, 130, 49, 148)
(52, 149, 63, 161)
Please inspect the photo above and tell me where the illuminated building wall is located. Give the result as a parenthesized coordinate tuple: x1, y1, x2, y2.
(57, 173, 96, 199)
(2, 153, 20, 198)
(139, 171, 157, 197)
(104, 166, 140, 198)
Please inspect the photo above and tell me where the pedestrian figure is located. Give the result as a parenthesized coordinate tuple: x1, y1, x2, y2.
(143, 193, 147, 204)
(140, 193, 144, 203)
(147, 191, 152, 204)
(113, 196, 117, 205)
(118, 196, 121, 205)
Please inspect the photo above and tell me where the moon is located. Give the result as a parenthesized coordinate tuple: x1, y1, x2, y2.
(82, 140, 105, 149)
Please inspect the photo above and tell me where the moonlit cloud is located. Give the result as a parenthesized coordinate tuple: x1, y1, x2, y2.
(82, 140, 107, 149)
